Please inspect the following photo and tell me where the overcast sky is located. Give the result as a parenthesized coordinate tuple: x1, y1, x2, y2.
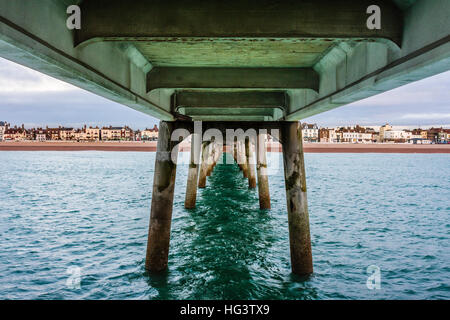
(0, 57, 449, 129)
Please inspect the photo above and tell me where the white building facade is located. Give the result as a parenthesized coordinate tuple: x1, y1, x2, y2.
(0, 121, 6, 141)
(301, 123, 319, 142)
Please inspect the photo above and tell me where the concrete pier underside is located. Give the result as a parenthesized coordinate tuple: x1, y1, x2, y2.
(1, 0, 449, 275)
(148, 121, 313, 274)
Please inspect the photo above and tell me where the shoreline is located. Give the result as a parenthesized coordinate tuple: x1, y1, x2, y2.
(1, 141, 450, 153)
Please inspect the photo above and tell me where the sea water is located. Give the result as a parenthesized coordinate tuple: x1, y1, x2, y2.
(0, 151, 448, 299)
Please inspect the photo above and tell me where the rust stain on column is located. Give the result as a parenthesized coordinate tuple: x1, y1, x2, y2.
(233, 139, 238, 164)
(185, 134, 201, 209)
(212, 142, 222, 172)
(206, 141, 216, 176)
(281, 121, 313, 275)
(145, 121, 179, 272)
(246, 137, 257, 188)
(198, 140, 210, 188)
(236, 140, 243, 171)
(257, 132, 271, 209)
(240, 140, 248, 177)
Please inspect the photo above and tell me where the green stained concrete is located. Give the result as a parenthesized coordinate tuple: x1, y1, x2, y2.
(147, 67, 319, 92)
(174, 91, 286, 108)
(76, 0, 403, 47)
(0, 0, 448, 122)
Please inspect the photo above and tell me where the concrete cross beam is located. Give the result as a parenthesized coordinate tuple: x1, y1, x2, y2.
(173, 91, 287, 108)
(173, 91, 287, 120)
(147, 67, 319, 92)
(178, 108, 275, 117)
(76, 0, 403, 47)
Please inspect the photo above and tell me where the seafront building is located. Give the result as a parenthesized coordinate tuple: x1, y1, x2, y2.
(59, 128, 75, 141)
(141, 125, 159, 141)
(301, 123, 319, 143)
(85, 126, 101, 141)
(34, 129, 47, 142)
(378, 124, 447, 143)
(0, 123, 146, 142)
(379, 124, 393, 142)
(0, 121, 449, 144)
(3, 125, 27, 141)
(0, 121, 7, 141)
(100, 126, 134, 141)
(318, 125, 376, 143)
(318, 128, 337, 143)
(315, 123, 449, 144)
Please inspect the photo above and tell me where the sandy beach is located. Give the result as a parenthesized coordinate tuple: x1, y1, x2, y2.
(1, 141, 450, 153)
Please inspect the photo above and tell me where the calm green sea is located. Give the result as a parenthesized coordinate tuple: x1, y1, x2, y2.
(0, 151, 448, 299)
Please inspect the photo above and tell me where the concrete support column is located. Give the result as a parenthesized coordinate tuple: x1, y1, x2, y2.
(185, 134, 201, 209)
(281, 121, 313, 275)
(236, 140, 243, 171)
(210, 140, 220, 175)
(206, 141, 215, 176)
(233, 140, 241, 168)
(240, 140, 248, 177)
(257, 132, 271, 209)
(145, 121, 179, 272)
(198, 141, 210, 188)
(214, 142, 222, 168)
(245, 137, 257, 188)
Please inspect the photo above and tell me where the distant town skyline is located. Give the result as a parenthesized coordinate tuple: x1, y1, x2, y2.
(1, 121, 448, 132)
(2, 121, 448, 144)
(1, 57, 449, 129)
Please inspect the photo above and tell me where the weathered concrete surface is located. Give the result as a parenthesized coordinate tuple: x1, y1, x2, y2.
(198, 141, 210, 188)
(281, 122, 313, 275)
(245, 138, 257, 189)
(2, 0, 448, 276)
(145, 121, 179, 272)
(76, 0, 403, 47)
(1, 1, 448, 123)
(233, 140, 238, 165)
(287, 0, 450, 120)
(174, 91, 286, 121)
(174, 91, 286, 108)
(257, 133, 271, 209)
(185, 134, 201, 209)
(148, 67, 319, 92)
(212, 142, 222, 172)
(235, 141, 244, 171)
(240, 140, 248, 179)
(206, 141, 216, 177)
(0, 0, 173, 120)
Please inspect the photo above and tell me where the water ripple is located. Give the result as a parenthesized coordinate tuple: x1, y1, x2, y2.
(0, 151, 448, 300)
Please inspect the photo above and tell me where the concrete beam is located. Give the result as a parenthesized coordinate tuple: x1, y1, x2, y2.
(174, 91, 286, 120)
(76, 0, 402, 47)
(174, 91, 287, 109)
(179, 108, 275, 117)
(287, 0, 450, 120)
(148, 67, 319, 92)
(287, 36, 450, 120)
(0, 0, 175, 120)
(188, 115, 273, 122)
